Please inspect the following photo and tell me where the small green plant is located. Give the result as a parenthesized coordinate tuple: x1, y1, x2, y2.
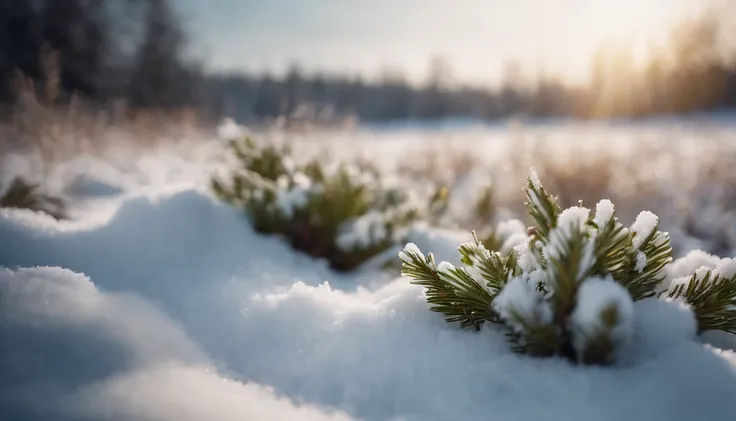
(0, 176, 67, 220)
(400, 169, 736, 365)
(212, 136, 419, 271)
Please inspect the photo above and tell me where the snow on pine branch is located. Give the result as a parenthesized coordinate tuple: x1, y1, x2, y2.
(212, 135, 420, 272)
(401, 168, 736, 365)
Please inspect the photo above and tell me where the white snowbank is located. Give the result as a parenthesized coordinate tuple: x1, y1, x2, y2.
(4, 262, 736, 421)
(2, 166, 736, 420)
(0, 267, 354, 421)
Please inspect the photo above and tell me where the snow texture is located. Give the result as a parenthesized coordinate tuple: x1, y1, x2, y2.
(437, 261, 458, 278)
(399, 242, 424, 264)
(570, 276, 635, 360)
(274, 175, 311, 218)
(337, 211, 389, 251)
(543, 206, 596, 280)
(497, 219, 529, 254)
(493, 275, 553, 332)
(557, 206, 591, 233)
(216, 117, 250, 141)
(515, 240, 540, 272)
(594, 199, 615, 227)
(635, 251, 648, 273)
(716, 258, 736, 280)
(529, 167, 541, 190)
(667, 250, 728, 280)
(631, 211, 659, 249)
(2, 146, 736, 421)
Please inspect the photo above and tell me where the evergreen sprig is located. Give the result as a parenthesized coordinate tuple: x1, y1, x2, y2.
(400, 244, 496, 330)
(400, 168, 736, 365)
(666, 269, 736, 334)
(524, 169, 561, 243)
(614, 225, 672, 300)
(212, 135, 419, 271)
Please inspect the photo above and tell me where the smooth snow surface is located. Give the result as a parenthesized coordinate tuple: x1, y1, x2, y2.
(2, 134, 736, 421)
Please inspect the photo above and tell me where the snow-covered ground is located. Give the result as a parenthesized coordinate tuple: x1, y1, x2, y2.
(3, 120, 736, 421)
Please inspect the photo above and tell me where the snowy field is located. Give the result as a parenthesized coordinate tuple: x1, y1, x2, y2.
(3, 118, 736, 421)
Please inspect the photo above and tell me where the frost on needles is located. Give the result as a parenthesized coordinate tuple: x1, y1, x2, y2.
(400, 169, 736, 365)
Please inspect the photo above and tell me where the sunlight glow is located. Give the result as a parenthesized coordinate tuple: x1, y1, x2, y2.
(577, 0, 677, 46)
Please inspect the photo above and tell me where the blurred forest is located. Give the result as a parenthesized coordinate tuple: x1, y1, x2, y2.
(0, 0, 201, 116)
(2, 1, 736, 127)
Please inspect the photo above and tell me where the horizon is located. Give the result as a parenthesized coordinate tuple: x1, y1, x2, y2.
(179, 0, 722, 88)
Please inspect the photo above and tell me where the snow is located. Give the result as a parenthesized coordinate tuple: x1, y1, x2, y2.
(0, 267, 353, 421)
(437, 261, 456, 276)
(570, 276, 635, 361)
(515, 240, 540, 272)
(3, 125, 736, 421)
(631, 211, 659, 249)
(496, 219, 527, 241)
(399, 242, 424, 263)
(557, 206, 591, 232)
(529, 167, 541, 190)
(594, 199, 615, 227)
(716, 258, 736, 280)
(669, 266, 713, 296)
(635, 251, 648, 273)
(501, 232, 529, 254)
(493, 274, 554, 332)
(217, 117, 249, 141)
(666, 250, 729, 283)
(337, 211, 389, 251)
(543, 207, 596, 278)
(402, 224, 472, 265)
(274, 176, 311, 218)
(496, 219, 529, 254)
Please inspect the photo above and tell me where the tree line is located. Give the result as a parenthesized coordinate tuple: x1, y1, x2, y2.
(0, 0, 200, 114)
(203, 10, 736, 125)
(1, 2, 735, 124)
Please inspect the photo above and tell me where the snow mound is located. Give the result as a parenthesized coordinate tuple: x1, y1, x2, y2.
(65, 363, 355, 421)
(5, 264, 736, 421)
(0, 267, 355, 421)
(129, 274, 736, 421)
(0, 187, 335, 292)
(3, 163, 736, 420)
(65, 173, 126, 198)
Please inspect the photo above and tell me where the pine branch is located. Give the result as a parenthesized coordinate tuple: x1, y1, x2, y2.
(613, 227, 672, 301)
(400, 245, 497, 330)
(459, 232, 518, 293)
(213, 137, 417, 271)
(625, 232, 672, 300)
(504, 318, 561, 357)
(524, 169, 561, 243)
(545, 222, 593, 320)
(591, 216, 630, 276)
(398, 167, 736, 364)
(667, 270, 736, 334)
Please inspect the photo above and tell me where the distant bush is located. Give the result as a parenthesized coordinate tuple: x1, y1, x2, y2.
(211, 136, 420, 271)
(0, 176, 66, 219)
(400, 169, 736, 365)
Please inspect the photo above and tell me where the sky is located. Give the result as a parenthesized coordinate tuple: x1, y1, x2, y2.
(179, 0, 722, 87)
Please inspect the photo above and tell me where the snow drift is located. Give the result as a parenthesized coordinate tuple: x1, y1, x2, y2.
(2, 185, 736, 421)
(0, 267, 355, 421)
